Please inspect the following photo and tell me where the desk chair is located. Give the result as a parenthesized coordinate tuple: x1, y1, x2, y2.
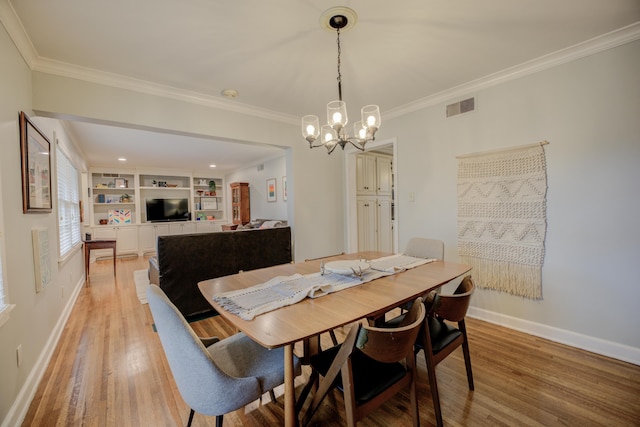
(301, 298, 426, 427)
(147, 285, 300, 427)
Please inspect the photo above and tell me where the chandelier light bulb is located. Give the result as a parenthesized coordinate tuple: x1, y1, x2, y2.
(367, 115, 376, 127)
(333, 112, 342, 123)
(306, 124, 315, 135)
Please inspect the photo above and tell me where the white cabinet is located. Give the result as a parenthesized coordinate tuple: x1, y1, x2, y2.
(90, 171, 136, 226)
(169, 222, 195, 235)
(357, 197, 377, 251)
(376, 156, 393, 197)
(87, 168, 229, 256)
(92, 226, 139, 258)
(356, 153, 393, 196)
(195, 221, 221, 233)
(138, 224, 170, 254)
(356, 153, 394, 252)
(356, 155, 377, 195)
(376, 198, 393, 253)
(193, 177, 224, 222)
(356, 197, 394, 253)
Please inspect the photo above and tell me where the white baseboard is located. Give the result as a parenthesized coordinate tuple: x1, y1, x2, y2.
(2, 276, 85, 427)
(468, 307, 640, 366)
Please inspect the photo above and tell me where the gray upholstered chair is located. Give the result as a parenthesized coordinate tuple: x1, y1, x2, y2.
(146, 284, 300, 427)
(404, 237, 444, 260)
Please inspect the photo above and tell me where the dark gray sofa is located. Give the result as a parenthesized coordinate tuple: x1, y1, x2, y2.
(148, 226, 292, 320)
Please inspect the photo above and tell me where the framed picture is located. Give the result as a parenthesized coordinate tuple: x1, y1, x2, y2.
(267, 178, 277, 202)
(283, 176, 287, 201)
(114, 178, 127, 188)
(20, 111, 52, 213)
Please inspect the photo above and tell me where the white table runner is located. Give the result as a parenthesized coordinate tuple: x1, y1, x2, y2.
(212, 254, 435, 320)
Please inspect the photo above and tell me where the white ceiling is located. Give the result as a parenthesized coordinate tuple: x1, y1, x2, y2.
(6, 0, 640, 171)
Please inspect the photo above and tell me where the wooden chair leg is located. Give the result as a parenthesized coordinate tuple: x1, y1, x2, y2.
(329, 330, 338, 346)
(460, 321, 474, 390)
(296, 370, 318, 414)
(408, 356, 420, 427)
(187, 409, 195, 427)
(426, 362, 443, 427)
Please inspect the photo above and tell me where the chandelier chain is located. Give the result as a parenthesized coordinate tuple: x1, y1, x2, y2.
(336, 27, 343, 101)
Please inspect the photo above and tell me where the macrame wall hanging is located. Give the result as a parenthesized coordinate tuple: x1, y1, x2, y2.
(457, 141, 548, 299)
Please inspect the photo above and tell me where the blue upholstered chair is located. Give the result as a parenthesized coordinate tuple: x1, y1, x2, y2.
(146, 284, 300, 427)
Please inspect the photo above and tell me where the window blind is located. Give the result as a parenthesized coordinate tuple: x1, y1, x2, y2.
(57, 146, 81, 257)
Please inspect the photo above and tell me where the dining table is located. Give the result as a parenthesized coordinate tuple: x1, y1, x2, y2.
(198, 251, 472, 426)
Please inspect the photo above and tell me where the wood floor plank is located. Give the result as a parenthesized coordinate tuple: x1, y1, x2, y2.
(21, 256, 640, 426)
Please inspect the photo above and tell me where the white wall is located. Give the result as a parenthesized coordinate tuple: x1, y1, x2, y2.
(225, 154, 288, 221)
(2, 13, 638, 427)
(380, 40, 640, 361)
(0, 24, 86, 426)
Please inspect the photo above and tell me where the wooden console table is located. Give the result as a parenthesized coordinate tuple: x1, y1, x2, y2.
(84, 239, 117, 283)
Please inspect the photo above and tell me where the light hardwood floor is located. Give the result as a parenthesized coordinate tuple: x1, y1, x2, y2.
(22, 256, 640, 426)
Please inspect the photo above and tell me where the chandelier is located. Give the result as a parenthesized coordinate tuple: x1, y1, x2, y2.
(301, 7, 381, 154)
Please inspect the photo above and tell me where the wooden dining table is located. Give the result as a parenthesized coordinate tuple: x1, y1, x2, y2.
(198, 251, 472, 426)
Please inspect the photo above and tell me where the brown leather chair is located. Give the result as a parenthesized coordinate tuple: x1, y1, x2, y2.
(300, 298, 426, 426)
(417, 275, 475, 427)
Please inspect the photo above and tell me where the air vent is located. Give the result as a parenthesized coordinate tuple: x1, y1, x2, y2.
(102, 173, 119, 177)
(446, 97, 475, 118)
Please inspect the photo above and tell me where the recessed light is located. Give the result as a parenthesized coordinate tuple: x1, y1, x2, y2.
(118, 157, 127, 162)
(221, 89, 238, 98)
(209, 164, 217, 168)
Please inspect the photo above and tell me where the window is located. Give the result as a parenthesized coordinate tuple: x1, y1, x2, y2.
(57, 145, 81, 258)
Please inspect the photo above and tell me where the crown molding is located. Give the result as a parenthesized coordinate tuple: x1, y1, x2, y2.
(0, 0, 37, 67)
(384, 21, 640, 120)
(31, 57, 300, 125)
(3, 1, 639, 125)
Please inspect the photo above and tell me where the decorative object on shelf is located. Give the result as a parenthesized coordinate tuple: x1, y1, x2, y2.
(97, 194, 106, 203)
(158, 181, 167, 187)
(266, 178, 276, 203)
(19, 111, 52, 213)
(202, 199, 218, 210)
(199, 179, 207, 186)
(208, 180, 217, 195)
(196, 190, 204, 196)
(119, 193, 132, 203)
(114, 178, 127, 188)
(108, 209, 132, 225)
(99, 219, 108, 225)
(301, 7, 381, 154)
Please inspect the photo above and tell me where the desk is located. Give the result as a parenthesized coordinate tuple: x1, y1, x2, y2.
(199, 251, 471, 426)
(84, 239, 117, 282)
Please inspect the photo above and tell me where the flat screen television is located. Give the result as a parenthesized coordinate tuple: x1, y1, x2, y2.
(145, 198, 190, 222)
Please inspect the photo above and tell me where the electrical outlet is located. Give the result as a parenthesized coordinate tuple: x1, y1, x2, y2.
(16, 345, 22, 367)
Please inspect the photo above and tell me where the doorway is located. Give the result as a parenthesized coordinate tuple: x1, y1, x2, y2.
(345, 138, 397, 253)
